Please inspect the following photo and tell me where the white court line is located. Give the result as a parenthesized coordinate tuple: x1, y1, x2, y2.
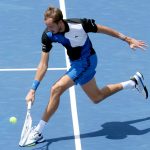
(59, 1, 82, 150)
(0, 68, 67, 72)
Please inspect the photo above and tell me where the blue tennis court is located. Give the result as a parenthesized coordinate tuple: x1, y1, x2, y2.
(0, 0, 150, 150)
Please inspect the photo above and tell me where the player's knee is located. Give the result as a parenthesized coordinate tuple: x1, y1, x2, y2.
(51, 84, 64, 96)
(90, 94, 105, 104)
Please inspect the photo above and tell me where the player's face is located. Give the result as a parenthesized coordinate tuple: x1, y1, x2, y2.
(45, 18, 62, 34)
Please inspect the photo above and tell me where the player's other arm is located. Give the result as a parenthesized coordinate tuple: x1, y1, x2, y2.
(34, 51, 49, 81)
(34, 31, 52, 82)
(26, 51, 49, 104)
(96, 24, 147, 50)
(26, 31, 52, 104)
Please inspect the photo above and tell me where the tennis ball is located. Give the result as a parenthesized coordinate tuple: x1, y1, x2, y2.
(9, 117, 17, 124)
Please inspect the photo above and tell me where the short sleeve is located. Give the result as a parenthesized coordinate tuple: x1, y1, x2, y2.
(81, 18, 97, 33)
(41, 31, 52, 53)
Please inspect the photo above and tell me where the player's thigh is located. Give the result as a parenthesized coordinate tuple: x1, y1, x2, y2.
(81, 77, 100, 100)
(52, 75, 75, 93)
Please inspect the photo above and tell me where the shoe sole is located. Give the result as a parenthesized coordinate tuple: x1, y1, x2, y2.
(23, 137, 45, 147)
(134, 72, 148, 99)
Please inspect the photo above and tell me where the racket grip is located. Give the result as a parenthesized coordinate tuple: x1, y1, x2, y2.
(27, 101, 32, 110)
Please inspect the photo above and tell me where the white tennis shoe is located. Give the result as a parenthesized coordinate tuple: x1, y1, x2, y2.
(25, 126, 45, 146)
(131, 72, 148, 99)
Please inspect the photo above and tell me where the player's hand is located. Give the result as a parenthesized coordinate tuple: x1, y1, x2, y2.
(125, 37, 148, 51)
(25, 89, 35, 105)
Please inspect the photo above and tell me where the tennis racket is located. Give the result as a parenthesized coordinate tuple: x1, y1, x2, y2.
(19, 101, 32, 147)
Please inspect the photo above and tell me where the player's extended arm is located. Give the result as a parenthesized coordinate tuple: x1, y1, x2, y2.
(96, 24, 147, 50)
(25, 51, 49, 104)
(34, 51, 49, 81)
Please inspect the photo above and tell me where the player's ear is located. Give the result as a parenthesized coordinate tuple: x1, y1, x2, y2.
(58, 19, 63, 25)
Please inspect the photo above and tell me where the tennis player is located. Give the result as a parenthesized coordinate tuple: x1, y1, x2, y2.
(25, 6, 148, 144)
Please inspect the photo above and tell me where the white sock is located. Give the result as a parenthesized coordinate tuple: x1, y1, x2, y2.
(35, 120, 47, 134)
(121, 80, 135, 89)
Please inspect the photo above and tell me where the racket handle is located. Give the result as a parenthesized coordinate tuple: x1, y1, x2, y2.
(27, 101, 32, 110)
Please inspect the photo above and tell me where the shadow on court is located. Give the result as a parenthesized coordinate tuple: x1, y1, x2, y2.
(32, 117, 150, 150)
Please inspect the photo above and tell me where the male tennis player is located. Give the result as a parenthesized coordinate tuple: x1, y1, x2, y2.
(25, 6, 148, 145)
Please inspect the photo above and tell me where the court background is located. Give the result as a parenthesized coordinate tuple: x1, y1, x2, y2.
(0, 0, 150, 150)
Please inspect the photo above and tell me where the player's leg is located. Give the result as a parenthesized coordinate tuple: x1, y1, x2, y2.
(27, 75, 75, 144)
(42, 74, 74, 122)
(77, 54, 133, 103)
(82, 72, 148, 104)
(81, 77, 124, 103)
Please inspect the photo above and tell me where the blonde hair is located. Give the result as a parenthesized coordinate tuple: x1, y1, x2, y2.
(44, 6, 63, 23)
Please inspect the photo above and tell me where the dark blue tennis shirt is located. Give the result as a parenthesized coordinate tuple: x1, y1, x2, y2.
(41, 18, 98, 61)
